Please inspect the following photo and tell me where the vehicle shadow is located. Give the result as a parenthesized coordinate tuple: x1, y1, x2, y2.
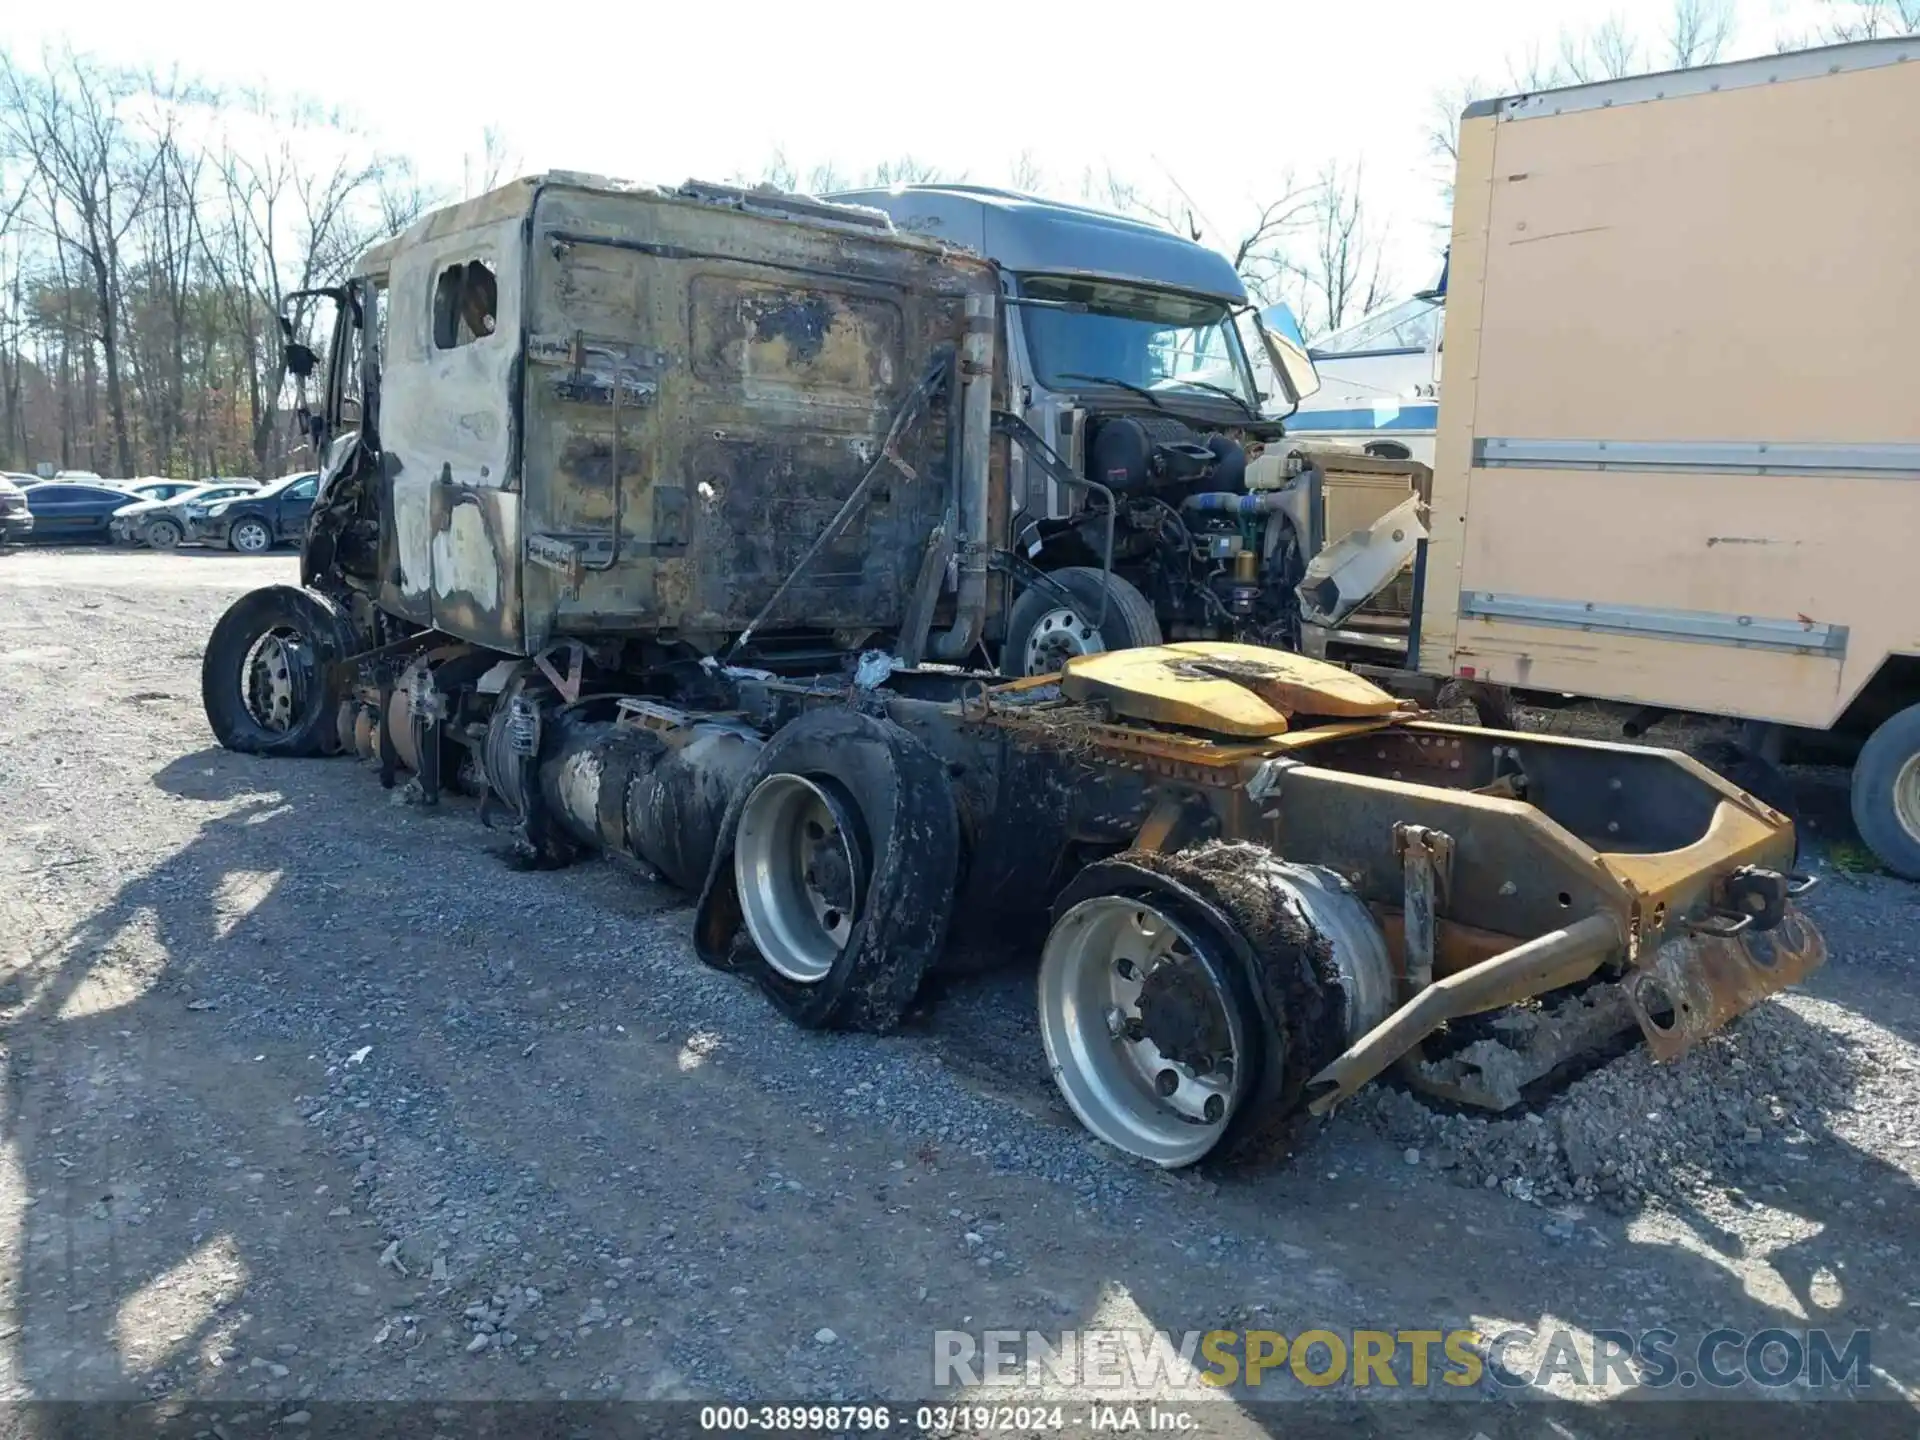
(1, 750, 412, 1403)
(1101, 988, 1919, 1429)
(5, 745, 1913, 1425)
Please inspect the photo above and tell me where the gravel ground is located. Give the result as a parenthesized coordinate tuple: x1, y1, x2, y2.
(1, 547, 1917, 1430)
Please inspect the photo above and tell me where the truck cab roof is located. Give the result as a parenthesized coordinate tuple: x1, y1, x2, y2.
(827, 184, 1248, 305)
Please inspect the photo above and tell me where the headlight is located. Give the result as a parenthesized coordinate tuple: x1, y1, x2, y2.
(204, 502, 232, 518)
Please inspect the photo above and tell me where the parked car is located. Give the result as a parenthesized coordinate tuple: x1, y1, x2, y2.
(0, 474, 33, 546)
(20, 481, 144, 543)
(110, 480, 261, 549)
(191, 472, 318, 552)
(118, 479, 197, 503)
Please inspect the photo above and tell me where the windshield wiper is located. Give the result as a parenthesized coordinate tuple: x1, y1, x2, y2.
(1160, 377, 1260, 419)
(1054, 373, 1167, 413)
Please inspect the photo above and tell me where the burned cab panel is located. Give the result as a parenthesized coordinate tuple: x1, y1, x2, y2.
(371, 186, 530, 651)
(516, 181, 996, 654)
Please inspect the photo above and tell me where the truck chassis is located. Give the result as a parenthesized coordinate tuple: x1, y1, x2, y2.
(203, 595, 1823, 1167)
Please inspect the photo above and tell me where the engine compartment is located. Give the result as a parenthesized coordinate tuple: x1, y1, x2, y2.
(1052, 404, 1308, 650)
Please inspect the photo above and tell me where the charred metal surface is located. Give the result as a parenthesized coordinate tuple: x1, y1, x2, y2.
(515, 183, 998, 655)
(1394, 823, 1453, 997)
(1630, 907, 1826, 1061)
(321, 176, 997, 658)
(1403, 983, 1641, 1111)
(426, 484, 523, 652)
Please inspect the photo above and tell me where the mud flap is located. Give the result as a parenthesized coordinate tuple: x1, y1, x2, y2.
(694, 708, 960, 1032)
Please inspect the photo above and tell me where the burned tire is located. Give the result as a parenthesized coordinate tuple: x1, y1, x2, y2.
(1037, 843, 1353, 1168)
(144, 517, 183, 550)
(1003, 566, 1162, 677)
(1851, 703, 1920, 880)
(694, 708, 960, 1031)
(201, 584, 352, 757)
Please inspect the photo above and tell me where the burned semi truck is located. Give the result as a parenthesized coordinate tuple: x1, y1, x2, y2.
(202, 175, 1822, 1168)
(833, 184, 1330, 675)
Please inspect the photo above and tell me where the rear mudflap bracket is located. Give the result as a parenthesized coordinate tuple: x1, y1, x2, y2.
(1627, 905, 1825, 1061)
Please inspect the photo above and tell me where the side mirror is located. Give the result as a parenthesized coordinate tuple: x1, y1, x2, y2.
(1251, 304, 1322, 414)
(282, 342, 319, 379)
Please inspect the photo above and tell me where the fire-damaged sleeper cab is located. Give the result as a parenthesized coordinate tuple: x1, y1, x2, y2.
(202, 174, 1822, 1169)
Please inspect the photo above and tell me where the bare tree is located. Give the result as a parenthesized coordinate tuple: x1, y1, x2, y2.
(462, 125, 517, 199)
(1006, 149, 1045, 194)
(204, 97, 419, 472)
(1428, 0, 1747, 199)
(863, 154, 951, 187)
(1818, 0, 1920, 37)
(0, 48, 166, 476)
(735, 148, 927, 197)
(1286, 162, 1393, 339)
(1668, 0, 1736, 66)
(1080, 163, 1315, 308)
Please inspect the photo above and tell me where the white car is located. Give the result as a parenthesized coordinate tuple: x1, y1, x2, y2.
(113, 480, 261, 548)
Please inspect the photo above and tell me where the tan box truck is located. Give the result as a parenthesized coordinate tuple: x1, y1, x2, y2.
(1417, 35, 1920, 878)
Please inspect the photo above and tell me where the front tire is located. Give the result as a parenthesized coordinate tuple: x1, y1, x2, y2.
(1002, 566, 1162, 677)
(145, 517, 183, 550)
(230, 516, 273, 553)
(1851, 703, 1920, 879)
(202, 585, 351, 756)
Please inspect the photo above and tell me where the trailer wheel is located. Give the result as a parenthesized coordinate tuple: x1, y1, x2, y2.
(1038, 844, 1347, 1168)
(1851, 703, 1920, 880)
(202, 585, 351, 757)
(695, 708, 960, 1031)
(1003, 566, 1162, 677)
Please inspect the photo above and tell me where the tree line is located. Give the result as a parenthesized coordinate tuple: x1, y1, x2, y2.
(2, 1, 1908, 480)
(0, 49, 428, 481)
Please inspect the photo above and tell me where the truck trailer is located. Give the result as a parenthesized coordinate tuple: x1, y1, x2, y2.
(1417, 35, 1920, 878)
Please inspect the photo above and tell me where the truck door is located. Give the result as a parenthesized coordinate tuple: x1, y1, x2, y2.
(377, 224, 524, 649)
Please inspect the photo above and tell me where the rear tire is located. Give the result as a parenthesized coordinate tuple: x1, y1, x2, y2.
(1851, 703, 1920, 879)
(1038, 844, 1347, 1168)
(1003, 566, 1162, 677)
(695, 708, 960, 1031)
(201, 585, 351, 756)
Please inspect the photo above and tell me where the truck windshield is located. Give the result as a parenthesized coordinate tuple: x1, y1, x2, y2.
(1018, 276, 1257, 408)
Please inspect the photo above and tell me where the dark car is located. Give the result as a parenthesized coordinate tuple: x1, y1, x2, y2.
(20, 482, 141, 543)
(0, 474, 33, 545)
(193, 472, 319, 553)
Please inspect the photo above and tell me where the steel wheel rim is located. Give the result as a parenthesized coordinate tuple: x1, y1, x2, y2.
(1895, 753, 1920, 844)
(1023, 604, 1104, 676)
(233, 520, 270, 552)
(734, 773, 863, 984)
(242, 627, 309, 733)
(1038, 895, 1248, 1168)
(148, 520, 181, 549)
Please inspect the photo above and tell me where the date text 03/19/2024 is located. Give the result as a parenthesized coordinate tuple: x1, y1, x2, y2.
(698, 1404, 1192, 1432)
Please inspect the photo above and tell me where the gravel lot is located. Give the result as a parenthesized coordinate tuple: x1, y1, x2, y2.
(2, 547, 1916, 1430)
